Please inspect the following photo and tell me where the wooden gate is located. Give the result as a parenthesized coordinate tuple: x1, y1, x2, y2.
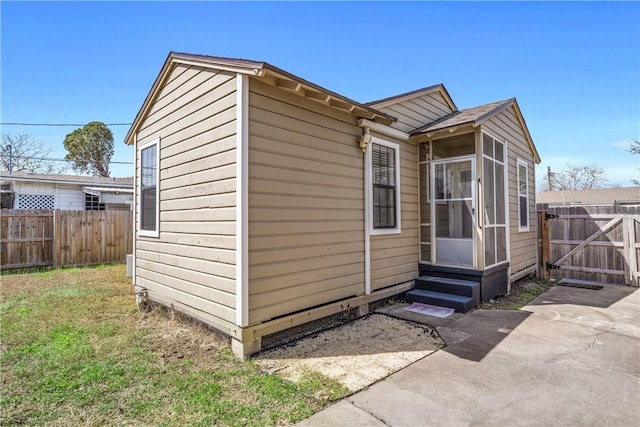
(539, 206, 640, 286)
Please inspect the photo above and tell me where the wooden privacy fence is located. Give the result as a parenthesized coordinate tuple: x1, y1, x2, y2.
(1, 209, 133, 269)
(538, 206, 640, 286)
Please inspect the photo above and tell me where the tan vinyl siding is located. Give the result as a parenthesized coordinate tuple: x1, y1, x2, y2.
(370, 136, 419, 290)
(135, 64, 238, 326)
(377, 93, 455, 133)
(247, 78, 365, 325)
(482, 108, 537, 280)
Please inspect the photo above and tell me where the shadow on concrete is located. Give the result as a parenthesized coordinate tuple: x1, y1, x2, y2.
(438, 309, 531, 362)
(528, 283, 639, 309)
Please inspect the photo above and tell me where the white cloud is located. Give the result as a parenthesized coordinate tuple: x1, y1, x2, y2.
(611, 139, 633, 149)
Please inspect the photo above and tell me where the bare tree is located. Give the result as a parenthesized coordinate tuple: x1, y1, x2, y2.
(542, 164, 608, 191)
(628, 140, 640, 185)
(1, 133, 68, 174)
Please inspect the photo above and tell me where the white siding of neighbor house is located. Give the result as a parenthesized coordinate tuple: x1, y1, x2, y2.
(374, 92, 455, 133)
(13, 182, 85, 210)
(247, 78, 366, 325)
(370, 132, 420, 291)
(57, 185, 85, 210)
(134, 64, 239, 333)
(482, 107, 537, 281)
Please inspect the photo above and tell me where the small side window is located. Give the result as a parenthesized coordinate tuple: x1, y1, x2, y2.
(517, 158, 529, 231)
(139, 138, 159, 237)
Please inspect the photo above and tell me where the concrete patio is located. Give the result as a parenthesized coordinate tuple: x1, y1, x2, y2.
(299, 285, 640, 426)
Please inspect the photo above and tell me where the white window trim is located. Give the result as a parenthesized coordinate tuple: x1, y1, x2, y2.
(367, 136, 401, 235)
(517, 157, 530, 232)
(138, 137, 160, 238)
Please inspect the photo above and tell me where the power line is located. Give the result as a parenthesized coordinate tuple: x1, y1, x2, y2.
(0, 154, 133, 165)
(1, 122, 132, 127)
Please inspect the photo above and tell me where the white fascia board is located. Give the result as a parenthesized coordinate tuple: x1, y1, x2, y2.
(358, 119, 409, 141)
(174, 58, 264, 76)
(235, 74, 249, 328)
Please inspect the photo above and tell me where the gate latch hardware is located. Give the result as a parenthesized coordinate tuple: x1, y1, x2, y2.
(545, 212, 559, 220)
(546, 263, 560, 270)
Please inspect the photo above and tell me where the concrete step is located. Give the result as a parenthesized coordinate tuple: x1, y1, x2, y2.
(416, 276, 480, 300)
(406, 289, 476, 313)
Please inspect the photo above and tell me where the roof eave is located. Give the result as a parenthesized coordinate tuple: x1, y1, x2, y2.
(3, 174, 132, 187)
(126, 53, 396, 145)
(411, 122, 476, 140)
(260, 64, 395, 125)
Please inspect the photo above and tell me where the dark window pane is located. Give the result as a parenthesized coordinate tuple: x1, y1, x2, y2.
(141, 144, 158, 232)
(372, 143, 396, 228)
(519, 196, 528, 228)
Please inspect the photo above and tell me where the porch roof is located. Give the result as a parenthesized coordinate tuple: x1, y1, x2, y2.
(411, 97, 541, 164)
(411, 98, 513, 134)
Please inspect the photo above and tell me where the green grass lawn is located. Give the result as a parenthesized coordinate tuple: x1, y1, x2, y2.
(0, 265, 346, 426)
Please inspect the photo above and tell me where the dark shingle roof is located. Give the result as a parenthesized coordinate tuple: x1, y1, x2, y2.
(412, 98, 513, 134)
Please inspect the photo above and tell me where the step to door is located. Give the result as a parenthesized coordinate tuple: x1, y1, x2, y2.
(415, 276, 480, 301)
(406, 289, 476, 313)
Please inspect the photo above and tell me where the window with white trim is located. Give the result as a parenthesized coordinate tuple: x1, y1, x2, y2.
(369, 138, 401, 234)
(139, 138, 159, 236)
(85, 194, 105, 211)
(517, 158, 529, 231)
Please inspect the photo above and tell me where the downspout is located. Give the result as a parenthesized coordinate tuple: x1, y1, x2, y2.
(360, 127, 372, 294)
(132, 131, 137, 285)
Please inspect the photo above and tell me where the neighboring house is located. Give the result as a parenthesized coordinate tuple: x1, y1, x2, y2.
(0, 171, 133, 210)
(125, 52, 541, 357)
(537, 187, 640, 208)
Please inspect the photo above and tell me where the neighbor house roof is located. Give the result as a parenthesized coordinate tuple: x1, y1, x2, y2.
(537, 187, 640, 207)
(412, 97, 541, 164)
(366, 84, 458, 112)
(125, 52, 396, 145)
(0, 171, 133, 187)
(82, 186, 134, 195)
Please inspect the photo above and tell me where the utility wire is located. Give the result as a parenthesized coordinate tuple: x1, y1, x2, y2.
(1, 122, 132, 127)
(1, 154, 133, 165)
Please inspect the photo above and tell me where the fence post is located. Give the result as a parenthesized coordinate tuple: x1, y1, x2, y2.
(52, 210, 57, 267)
(539, 210, 551, 281)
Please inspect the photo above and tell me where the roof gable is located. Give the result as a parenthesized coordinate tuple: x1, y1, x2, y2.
(366, 84, 457, 112)
(413, 98, 541, 164)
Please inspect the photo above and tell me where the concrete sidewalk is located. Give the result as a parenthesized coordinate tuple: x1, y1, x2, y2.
(298, 285, 640, 426)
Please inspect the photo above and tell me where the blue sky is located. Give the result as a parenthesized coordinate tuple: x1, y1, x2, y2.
(2, 1, 639, 187)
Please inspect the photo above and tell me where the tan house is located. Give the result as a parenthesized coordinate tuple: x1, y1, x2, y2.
(125, 52, 541, 357)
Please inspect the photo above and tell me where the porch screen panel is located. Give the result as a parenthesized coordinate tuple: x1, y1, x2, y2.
(483, 158, 495, 224)
(419, 147, 431, 263)
(495, 163, 505, 224)
(482, 133, 507, 268)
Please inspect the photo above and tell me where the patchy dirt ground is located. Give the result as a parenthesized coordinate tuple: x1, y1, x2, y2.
(478, 279, 555, 310)
(138, 304, 233, 367)
(253, 314, 444, 392)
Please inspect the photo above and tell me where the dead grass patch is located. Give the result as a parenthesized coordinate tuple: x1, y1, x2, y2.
(254, 314, 444, 392)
